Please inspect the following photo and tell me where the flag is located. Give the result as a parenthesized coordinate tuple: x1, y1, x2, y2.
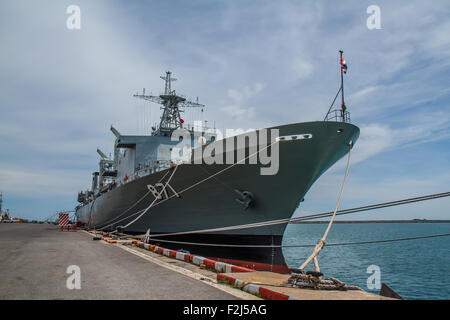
(341, 56, 348, 74)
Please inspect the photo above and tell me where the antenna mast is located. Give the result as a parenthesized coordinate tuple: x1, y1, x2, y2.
(339, 50, 346, 116)
(133, 71, 204, 135)
(324, 50, 350, 122)
(161, 71, 177, 94)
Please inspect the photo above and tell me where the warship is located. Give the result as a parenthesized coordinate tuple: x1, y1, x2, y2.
(76, 67, 359, 273)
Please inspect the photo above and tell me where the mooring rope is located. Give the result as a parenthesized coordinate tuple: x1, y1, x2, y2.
(97, 139, 280, 230)
(299, 141, 352, 272)
(312, 232, 450, 247)
(129, 232, 450, 248)
(120, 164, 179, 229)
(121, 191, 449, 239)
(294, 192, 450, 221)
(96, 168, 173, 230)
(88, 139, 450, 236)
(137, 141, 355, 240)
(101, 164, 179, 231)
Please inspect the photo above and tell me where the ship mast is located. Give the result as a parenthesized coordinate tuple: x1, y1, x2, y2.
(339, 50, 346, 119)
(161, 71, 176, 95)
(323, 50, 350, 123)
(133, 71, 204, 136)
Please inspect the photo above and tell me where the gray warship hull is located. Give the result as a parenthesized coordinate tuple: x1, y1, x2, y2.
(76, 121, 359, 273)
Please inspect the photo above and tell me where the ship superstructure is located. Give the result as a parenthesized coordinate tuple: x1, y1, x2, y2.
(77, 71, 215, 205)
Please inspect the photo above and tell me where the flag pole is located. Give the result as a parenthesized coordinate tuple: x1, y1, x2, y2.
(339, 50, 346, 120)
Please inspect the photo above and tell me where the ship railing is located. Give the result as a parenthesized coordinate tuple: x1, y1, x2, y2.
(134, 160, 172, 178)
(159, 91, 187, 99)
(325, 109, 351, 123)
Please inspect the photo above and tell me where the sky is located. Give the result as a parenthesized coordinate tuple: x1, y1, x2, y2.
(0, 0, 449, 221)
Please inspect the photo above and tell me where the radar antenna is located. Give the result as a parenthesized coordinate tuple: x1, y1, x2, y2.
(161, 71, 177, 95)
(133, 71, 204, 136)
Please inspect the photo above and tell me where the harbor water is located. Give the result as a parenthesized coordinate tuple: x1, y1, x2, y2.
(282, 222, 450, 300)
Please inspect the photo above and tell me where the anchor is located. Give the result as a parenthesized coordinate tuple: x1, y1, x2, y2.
(234, 190, 254, 210)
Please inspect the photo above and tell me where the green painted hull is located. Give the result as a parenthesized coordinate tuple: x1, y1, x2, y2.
(76, 121, 359, 272)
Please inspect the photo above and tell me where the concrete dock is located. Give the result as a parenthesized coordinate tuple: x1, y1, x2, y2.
(129, 240, 395, 300)
(0, 223, 247, 300)
(0, 223, 395, 300)
(217, 271, 394, 300)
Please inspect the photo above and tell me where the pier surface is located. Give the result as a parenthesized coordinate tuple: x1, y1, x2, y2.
(0, 224, 238, 300)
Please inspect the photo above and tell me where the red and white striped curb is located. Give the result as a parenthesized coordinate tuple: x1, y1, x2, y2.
(217, 274, 296, 300)
(130, 241, 297, 300)
(132, 241, 255, 273)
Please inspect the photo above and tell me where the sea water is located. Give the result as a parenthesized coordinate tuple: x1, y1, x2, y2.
(282, 222, 450, 300)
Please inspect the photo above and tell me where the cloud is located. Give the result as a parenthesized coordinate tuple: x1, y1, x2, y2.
(221, 105, 256, 121)
(227, 83, 265, 103)
(1, 0, 450, 219)
(220, 83, 264, 121)
(350, 123, 394, 164)
(0, 165, 87, 197)
(334, 111, 450, 169)
(292, 58, 314, 79)
(348, 86, 379, 103)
